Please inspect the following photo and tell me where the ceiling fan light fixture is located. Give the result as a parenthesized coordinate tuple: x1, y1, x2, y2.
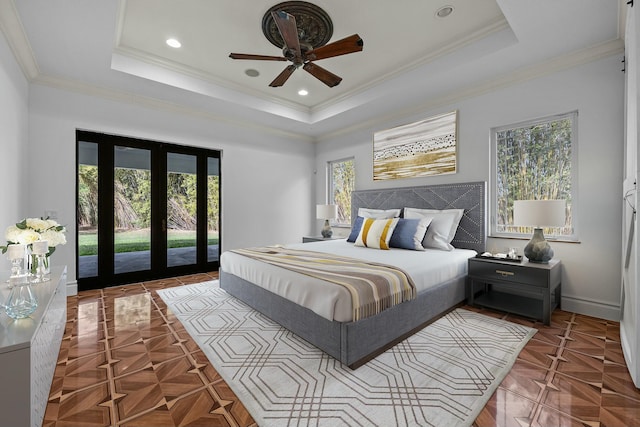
(435, 5, 454, 18)
(166, 38, 182, 48)
(298, 89, 308, 96)
(228, 4, 363, 88)
(245, 69, 260, 77)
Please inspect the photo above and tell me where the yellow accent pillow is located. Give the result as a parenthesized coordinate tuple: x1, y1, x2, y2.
(354, 218, 399, 250)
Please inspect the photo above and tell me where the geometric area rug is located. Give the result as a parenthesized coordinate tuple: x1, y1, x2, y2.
(157, 281, 536, 427)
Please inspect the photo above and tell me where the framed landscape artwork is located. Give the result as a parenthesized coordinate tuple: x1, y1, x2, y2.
(373, 111, 458, 180)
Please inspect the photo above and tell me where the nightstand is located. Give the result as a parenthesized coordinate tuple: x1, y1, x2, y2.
(467, 257, 562, 325)
(302, 236, 342, 243)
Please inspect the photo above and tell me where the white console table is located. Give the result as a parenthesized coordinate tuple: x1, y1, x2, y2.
(0, 266, 67, 427)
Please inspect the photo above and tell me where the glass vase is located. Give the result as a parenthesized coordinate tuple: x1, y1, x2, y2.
(5, 277, 38, 319)
(26, 245, 35, 278)
(30, 254, 50, 283)
(43, 255, 51, 280)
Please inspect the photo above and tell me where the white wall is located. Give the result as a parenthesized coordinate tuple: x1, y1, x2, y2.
(315, 54, 625, 320)
(26, 84, 315, 286)
(0, 29, 29, 256)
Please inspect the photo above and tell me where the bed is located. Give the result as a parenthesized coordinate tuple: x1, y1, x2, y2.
(220, 181, 486, 368)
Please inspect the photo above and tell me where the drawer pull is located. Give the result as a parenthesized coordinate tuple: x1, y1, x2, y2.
(496, 269, 515, 277)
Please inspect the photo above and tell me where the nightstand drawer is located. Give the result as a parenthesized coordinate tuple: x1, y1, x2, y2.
(468, 260, 548, 287)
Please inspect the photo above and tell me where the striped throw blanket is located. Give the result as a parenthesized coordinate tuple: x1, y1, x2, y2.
(231, 246, 416, 321)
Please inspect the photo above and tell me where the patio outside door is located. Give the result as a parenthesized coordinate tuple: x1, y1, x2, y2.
(76, 131, 221, 290)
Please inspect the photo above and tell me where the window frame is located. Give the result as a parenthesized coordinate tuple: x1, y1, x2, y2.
(489, 111, 579, 241)
(327, 157, 355, 227)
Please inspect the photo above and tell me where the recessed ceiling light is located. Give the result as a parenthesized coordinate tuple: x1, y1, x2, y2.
(435, 5, 454, 18)
(298, 89, 309, 96)
(166, 38, 181, 48)
(245, 69, 260, 77)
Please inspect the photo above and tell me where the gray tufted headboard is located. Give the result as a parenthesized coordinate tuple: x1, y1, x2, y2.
(351, 181, 486, 253)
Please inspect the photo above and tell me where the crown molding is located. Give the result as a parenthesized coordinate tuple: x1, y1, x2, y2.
(31, 74, 314, 143)
(28, 36, 625, 144)
(316, 38, 624, 142)
(0, 0, 39, 80)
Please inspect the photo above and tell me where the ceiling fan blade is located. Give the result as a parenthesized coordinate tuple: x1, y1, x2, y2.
(306, 34, 364, 61)
(269, 65, 297, 87)
(303, 62, 342, 87)
(229, 53, 287, 61)
(272, 11, 301, 58)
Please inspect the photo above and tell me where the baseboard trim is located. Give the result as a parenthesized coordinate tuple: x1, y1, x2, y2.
(66, 280, 78, 296)
(561, 294, 620, 321)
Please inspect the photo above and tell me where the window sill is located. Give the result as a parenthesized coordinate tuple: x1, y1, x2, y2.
(331, 224, 352, 229)
(488, 234, 581, 244)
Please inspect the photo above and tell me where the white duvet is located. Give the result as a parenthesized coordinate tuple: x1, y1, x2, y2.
(220, 239, 476, 322)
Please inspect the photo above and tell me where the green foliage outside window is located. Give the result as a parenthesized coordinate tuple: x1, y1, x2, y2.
(494, 112, 575, 238)
(330, 158, 355, 225)
(77, 167, 219, 232)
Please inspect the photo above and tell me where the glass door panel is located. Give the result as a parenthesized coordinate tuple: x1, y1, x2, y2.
(208, 157, 220, 263)
(77, 141, 99, 279)
(114, 146, 151, 274)
(76, 131, 221, 291)
(167, 152, 197, 267)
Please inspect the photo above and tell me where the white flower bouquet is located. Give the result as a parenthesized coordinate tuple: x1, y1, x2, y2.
(1, 217, 67, 257)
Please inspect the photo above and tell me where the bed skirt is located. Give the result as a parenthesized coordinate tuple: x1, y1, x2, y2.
(219, 270, 466, 369)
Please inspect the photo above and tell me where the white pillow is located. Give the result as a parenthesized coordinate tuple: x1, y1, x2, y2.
(357, 208, 401, 219)
(355, 217, 399, 250)
(403, 208, 464, 251)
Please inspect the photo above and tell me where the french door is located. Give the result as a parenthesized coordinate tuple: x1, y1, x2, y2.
(76, 130, 221, 290)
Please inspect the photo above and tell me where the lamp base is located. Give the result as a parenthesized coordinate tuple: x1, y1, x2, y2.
(321, 220, 333, 238)
(524, 228, 554, 263)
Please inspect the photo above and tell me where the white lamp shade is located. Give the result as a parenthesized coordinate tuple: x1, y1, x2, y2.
(316, 204, 338, 220)
(513, 200, 566, 227)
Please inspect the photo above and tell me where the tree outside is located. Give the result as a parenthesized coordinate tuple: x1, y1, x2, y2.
(331, 159, 355, 225)
(495, 117, 573, 237)
(77, 165, 220, 255)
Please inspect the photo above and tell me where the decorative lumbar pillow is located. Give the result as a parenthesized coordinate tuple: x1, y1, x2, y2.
(389, 217, 433, 251)
(404, 208, 464, 251)
(355, 217, 399, 249)
(347, 216, 365, 243)
(357, 208, 401, 219)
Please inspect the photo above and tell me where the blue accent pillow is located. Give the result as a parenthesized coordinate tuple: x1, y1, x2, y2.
(389, 218, 432, 251)
(347, 216, 364, 242)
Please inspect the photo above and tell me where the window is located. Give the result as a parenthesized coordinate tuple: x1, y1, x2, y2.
(491, 111, 577, 240)
(328, 158, 355, 226)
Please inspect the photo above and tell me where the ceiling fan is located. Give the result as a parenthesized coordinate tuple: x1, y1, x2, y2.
(229, 4, 363, 88)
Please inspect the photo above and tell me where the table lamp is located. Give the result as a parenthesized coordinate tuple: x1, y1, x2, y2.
(316, 204, 338, 238)
(513, 200, 566, 263)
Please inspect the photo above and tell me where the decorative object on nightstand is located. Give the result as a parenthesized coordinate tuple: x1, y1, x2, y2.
(316, 204, 338, 238)
(513, 199, 565, 263)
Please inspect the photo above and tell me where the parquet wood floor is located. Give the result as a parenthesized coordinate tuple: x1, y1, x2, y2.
(43, 273, 640, 426)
